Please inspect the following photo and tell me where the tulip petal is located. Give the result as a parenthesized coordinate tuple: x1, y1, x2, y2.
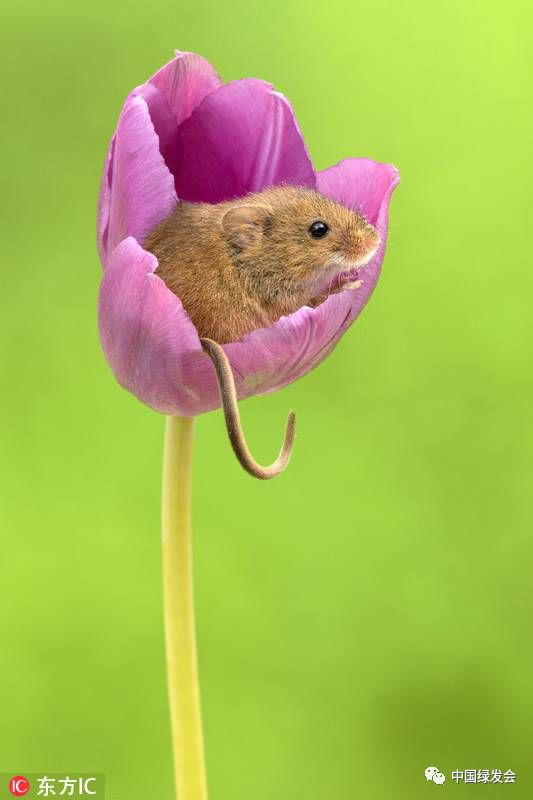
(222, 293, 356, 398)
(173, 79, 316, 203)
(97, 52, 221, 263)
(96, 133, 115, 264)
(133, 51, 223, 185)
(316, 158, 400, 331)
(103, 95, 177, 260)
(317, 157, 400, 225)
(99, 237, 211, 416)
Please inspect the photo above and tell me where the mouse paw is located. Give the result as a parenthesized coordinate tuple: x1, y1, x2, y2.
(342, 279, 363, 291)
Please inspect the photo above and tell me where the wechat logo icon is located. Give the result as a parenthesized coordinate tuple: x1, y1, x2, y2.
(425, 766, 446, 785)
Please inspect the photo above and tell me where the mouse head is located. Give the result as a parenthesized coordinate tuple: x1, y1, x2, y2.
(222, 185, 379, 283)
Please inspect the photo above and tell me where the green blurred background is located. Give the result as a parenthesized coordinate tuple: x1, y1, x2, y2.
(2, 0, 533, 797)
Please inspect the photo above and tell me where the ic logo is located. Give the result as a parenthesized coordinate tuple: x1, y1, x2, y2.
(9, 776, 30, 796)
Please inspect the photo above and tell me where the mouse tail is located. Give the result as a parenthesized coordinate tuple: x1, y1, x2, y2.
(200, 338, 296, 480)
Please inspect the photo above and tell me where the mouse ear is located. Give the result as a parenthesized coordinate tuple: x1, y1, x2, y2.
(222, 204, 271, 252)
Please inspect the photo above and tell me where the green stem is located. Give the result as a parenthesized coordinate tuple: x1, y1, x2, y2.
(162, 415, 208, 800)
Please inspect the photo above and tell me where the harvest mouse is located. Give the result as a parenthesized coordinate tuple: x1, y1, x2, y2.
(144, 185, 379, 344)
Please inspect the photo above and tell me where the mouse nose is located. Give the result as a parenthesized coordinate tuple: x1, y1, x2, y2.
(363, 225, 379, 249)
(349, 227, 379, 263)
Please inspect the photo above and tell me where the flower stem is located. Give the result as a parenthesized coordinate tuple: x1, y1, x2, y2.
(162, 415, 208, 800)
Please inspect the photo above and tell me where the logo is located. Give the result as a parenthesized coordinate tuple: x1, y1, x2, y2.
(2, 774, 105, 798)
(425, 766, 446, 785)
(9, 776, 30, 796)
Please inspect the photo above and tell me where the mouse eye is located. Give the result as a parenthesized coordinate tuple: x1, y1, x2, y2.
(308, 220, 329, 239)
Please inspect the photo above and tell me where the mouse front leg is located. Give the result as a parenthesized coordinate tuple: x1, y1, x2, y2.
(339, 278, 363, 292)
(308, 278, 363, 308)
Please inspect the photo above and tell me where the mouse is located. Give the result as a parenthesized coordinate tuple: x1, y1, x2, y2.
(144, 184, 379, 344)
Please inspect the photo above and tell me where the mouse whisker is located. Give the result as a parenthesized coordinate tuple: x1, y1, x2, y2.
(200, 338, 296, 480)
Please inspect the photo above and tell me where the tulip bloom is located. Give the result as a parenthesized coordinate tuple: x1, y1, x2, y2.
(97, 50, 399, 417)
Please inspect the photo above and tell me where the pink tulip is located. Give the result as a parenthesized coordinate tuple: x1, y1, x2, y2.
(97, 50, 399, 417)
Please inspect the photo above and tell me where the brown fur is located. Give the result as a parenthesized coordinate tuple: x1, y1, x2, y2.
(144, 185, 378, 344)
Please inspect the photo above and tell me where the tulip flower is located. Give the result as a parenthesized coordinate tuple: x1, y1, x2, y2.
(97, 51, 398, 417)
(97, 50, 399, 800)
